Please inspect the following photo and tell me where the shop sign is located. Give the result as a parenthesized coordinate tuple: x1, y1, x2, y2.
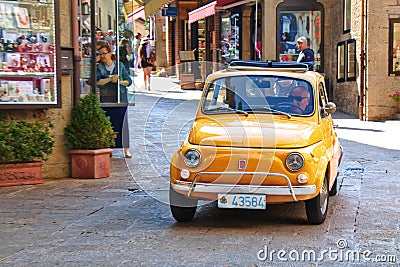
(162, 7, 177, 17)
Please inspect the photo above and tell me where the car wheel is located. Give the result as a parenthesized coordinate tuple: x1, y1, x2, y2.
(169, 185, 198, 222)
(305, 174, 329, 224)
(329, 176, 338, 196)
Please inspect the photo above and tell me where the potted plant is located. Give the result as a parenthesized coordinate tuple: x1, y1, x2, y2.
(0, 113, 55, 186)
(64, 93, 116, 178)
(389, 91, 400, 112)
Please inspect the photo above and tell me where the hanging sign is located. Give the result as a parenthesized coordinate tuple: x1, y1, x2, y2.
(162, 7, 177, 17)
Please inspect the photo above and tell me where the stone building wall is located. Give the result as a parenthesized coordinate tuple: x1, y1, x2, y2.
(97, 0, 116, 32)
(365, 1, 400, 120)
(328, 0, 360, 116)
(44, 1, 73, 178)
(321, 0, 400, 120)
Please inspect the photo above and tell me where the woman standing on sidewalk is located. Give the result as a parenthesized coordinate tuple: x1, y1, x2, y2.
(96, 43, 132, 158)
(139, 38, 153, 91)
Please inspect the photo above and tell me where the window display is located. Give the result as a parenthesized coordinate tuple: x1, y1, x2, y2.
(0, 0, 58, 106)
(278, 11, 322, 71)
(198, 19, 206, 62)
(389, 19, 400, 75)
(220, 13, 240, 62)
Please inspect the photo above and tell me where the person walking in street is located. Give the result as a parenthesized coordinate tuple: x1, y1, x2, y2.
(96, 43, 132, 158)
(105, 30, 116, 54)
(119, 38, 131, 73)
(139, 37, 153, 91)
(296, 36, 314, 68)
(133, 33, 141, 73)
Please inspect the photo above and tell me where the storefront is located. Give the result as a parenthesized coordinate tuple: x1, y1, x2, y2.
(187, 0, 259, 68)
(219, 10, 241, 62)
(277, 1, 323, 72)
(0, 1, 74, 179)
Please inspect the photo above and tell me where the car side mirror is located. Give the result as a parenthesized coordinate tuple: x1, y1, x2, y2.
(324, 102, 336, 114)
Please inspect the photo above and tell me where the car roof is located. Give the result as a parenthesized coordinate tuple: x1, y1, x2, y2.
(206, 60, 323, 82)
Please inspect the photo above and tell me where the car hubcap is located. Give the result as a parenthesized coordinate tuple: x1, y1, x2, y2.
(319, 178, 328, 214)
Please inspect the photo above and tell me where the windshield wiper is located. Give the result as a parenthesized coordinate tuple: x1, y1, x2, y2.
(206, 106, 248, 116)
(245, 107, 291, 118)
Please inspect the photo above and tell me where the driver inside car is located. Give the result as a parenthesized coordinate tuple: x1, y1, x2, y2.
(288, 86, 310, 114)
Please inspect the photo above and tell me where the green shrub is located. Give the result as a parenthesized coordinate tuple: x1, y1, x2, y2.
(0, 115, 55, 164)
(64, 93, 116, 149)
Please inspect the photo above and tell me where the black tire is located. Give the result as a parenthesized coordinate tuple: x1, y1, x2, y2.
(329, 176, 338, 196)
(306, 175, 329, 224)
(169, 185, 198, 222)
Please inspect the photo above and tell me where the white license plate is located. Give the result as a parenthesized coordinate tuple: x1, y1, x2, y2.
(218, 194, 266, 210)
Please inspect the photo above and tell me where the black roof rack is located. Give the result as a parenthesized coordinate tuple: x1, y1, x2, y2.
(227, 60, 313, 71)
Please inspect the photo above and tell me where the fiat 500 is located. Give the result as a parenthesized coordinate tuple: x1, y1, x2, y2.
(169, 61, 342, 224)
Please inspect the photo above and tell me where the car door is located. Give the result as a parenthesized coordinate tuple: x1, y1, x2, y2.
(318, 79, 339, 187)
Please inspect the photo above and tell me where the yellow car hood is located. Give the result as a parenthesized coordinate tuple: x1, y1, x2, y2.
(188, 116, 322, 148)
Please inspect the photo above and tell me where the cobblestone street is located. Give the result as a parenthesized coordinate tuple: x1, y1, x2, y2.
(0, 73, 399, 266)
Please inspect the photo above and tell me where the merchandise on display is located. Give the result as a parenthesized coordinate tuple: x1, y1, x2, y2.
(278, 10, 322, 70)
(0, 0, 56, 104)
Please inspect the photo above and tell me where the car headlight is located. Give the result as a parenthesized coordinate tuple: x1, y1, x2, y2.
(184, 149, 201, 168)
(285, 152, 304, 172)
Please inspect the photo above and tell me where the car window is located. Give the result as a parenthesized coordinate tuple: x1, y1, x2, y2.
(203, 75, 314, 116)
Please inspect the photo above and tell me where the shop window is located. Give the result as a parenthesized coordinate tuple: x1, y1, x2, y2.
(220, 12, 241, 62)
(389, 19, 400, 76)
(337, 39, 356, 82)
(343, 0, 351, 33)
(277, 1, 323, 72)
(0, 0, 61, 109)
(78, 0, 134, 104)
(198, 19, 206, 61)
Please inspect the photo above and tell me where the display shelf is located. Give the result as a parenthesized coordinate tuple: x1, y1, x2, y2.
(0, 0, 58, 107)
(0, 72, 54, 77)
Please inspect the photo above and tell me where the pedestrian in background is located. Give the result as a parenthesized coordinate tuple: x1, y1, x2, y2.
(119, 38, 131, 73)
(139, 38, 153, 91)
(296, 36, 314, 68)
(96, 43, 132, 158)
(105, 30, 116, 53)
(133, 33, 141, 72)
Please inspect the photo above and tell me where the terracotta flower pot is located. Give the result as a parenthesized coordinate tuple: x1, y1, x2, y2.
(0, 162, 42, 187)
(69, 148, 112, 179)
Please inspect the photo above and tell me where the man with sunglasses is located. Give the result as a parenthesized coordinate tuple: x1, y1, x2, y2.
(288, 86, 310, 114)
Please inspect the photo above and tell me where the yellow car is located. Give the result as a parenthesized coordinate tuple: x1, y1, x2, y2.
(169, 61, 343, 224)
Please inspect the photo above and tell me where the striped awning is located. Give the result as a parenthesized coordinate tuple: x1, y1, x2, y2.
(127, 6, 145, 22)
(188, 1, 217, 24)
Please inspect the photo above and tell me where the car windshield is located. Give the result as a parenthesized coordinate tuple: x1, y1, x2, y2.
(202, 75, 314, 116)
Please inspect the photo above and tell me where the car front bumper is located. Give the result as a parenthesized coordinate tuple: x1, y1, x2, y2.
(172, 171, 317, 202)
